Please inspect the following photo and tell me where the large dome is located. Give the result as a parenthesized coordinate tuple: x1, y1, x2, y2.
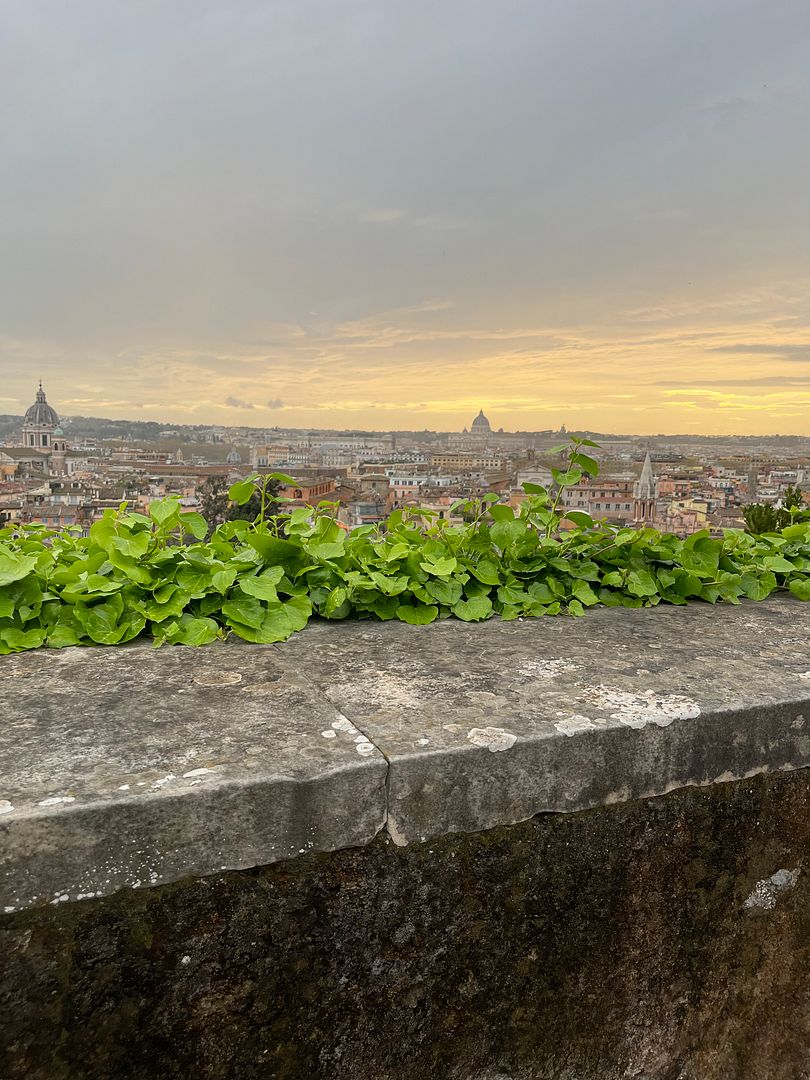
(470, 408, 491, 434)
(24, 384, 59, 428)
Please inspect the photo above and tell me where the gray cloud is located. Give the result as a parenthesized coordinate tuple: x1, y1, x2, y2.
(266, 398, 284, 409)
(1, 0, 809, 433)
(224, 396, 254, 410)
(657, 375, 810, 388)
(709, 344, 810, 362)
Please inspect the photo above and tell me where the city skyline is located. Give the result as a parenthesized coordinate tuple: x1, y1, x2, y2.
(2, 1, 809, 435)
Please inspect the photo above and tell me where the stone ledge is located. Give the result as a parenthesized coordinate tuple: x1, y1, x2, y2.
(1, 598, 809, 911)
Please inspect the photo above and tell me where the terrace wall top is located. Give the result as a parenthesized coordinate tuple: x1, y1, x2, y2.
(2, 598, 809, 912)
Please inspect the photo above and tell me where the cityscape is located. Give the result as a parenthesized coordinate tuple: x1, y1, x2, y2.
(1, 381, 807, 536)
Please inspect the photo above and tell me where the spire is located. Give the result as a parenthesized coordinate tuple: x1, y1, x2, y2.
(636, 451, 655, 500)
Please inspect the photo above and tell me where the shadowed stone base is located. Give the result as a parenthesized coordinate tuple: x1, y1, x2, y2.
(2, 769, 809, 1080)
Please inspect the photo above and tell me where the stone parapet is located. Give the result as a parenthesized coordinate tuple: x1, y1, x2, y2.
(2, 598, 809, 913)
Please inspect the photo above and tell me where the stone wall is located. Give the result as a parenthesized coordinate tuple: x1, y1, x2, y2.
(2, 599, 810, 1078)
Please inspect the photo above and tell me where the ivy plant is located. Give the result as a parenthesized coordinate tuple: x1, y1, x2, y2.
(0, 444, 808, 654)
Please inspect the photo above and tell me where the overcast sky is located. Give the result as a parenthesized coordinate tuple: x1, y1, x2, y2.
(2, 0, 809, 433)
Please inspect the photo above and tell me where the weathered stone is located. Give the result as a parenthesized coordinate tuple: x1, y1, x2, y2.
(0, 644, 387, 911)
(1, 598, 809, 910)
(281, 597, 810, 844)
(1, 771, 809, 1080)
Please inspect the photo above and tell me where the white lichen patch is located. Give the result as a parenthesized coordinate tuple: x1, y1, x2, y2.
(37, 796, 76, 807)
(554, 714, 598, 737)
(331, 713, 358, 733)
(466, 727, 517, 752)
(152, 774, 176, 788)
(193, 670, 242, 687)
(182, 767, 217, 778)
(0, 799, 14, 815)
(320, 730, 337, 739)
(580, 686, 701, 729)
(443, 723, 464, 735)
(516, 658, 576, 679)
(744, 868, 801, 911)
(798, 672, 810, 681)
(356, 740, 376, 755)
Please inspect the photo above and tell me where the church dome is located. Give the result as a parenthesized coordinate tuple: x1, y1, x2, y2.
(470, 409, 491, 434)
(226, 448, 242, 465)
(24, 384, 59, 429)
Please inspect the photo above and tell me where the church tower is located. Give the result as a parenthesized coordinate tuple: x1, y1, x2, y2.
(633, 450, 656, 524)
(50, 427, 68, 477)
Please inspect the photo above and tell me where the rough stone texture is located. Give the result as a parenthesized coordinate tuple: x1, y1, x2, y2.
(282, 598, 810, 843)
(2, 770, 809, 1080)
(0, 645, 387, 910)
(1, 599, 809, 910)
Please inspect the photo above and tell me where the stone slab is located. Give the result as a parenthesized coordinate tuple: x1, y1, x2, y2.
(0, 643, 387, 911)
(281, 598, 810, 844)
(1, 599, 809, 910)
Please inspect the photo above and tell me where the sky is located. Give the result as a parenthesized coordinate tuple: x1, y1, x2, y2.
(1, 0, 809, 435)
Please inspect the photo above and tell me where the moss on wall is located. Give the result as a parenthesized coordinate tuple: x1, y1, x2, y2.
(2, 771, 810, 1080)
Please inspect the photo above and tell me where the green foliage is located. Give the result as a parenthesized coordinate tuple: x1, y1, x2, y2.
(199, 473, 284, 529)
(0, 443, 808, 655)
(743, 486, 806, 534)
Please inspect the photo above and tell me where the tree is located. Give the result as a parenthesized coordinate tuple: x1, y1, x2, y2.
(742, 503, 778, 534)
(782, 484, 804, 512)
(199, 474, 282, 528)
(198, 476, 230, 529)
(743, 486, 805, 534)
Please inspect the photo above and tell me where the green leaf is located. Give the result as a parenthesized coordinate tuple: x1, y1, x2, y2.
(238, 572, 281, 601)
(228, 596, 312, 643)
(1, 626, 47, 651)
(469, 559, 501, 585)
(420, 556, 457, 577)
(148, 498, 181, 526)
(425, 579, 463, 606)
(180, 512, 209, 539)
(159, 614, 220, 646)
(565, 511, 594, 529)
(570, 579, 599, 606)
(324, 586, 349, 618)
(47, 626, 81, 649)
(789, 578, 810, 601)
(222, 597, 266, 629)
(488, 504, 515, 522)
(571, 452, 599, 477)
(74, 595, 131, 645)
(740, 571, 777, 601)
(228, 479, 256, 504)
(627, 569, 658, 597)
(0, 549, 37, 587)
(490, 519, 526, 550)
(397, 604, 439, 624)
(452, 595, 493, 621)
(762, 554, 796, 574)
(551, 466, 583, 487)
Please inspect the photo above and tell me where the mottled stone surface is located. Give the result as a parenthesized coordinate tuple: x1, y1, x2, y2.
(2, 771, 809, 1080)
(1, 599, 809, 910)
(0, 645, 387, 910)
(283, 598, 810, 843)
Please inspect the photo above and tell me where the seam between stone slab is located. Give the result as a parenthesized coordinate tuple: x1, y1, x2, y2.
(338, 691, 810, 848)
(324, 695, 399, 846)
